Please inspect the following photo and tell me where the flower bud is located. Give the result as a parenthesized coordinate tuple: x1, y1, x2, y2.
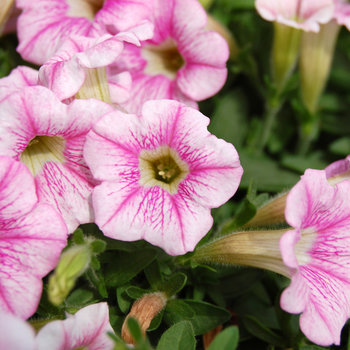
(121, 292, 167, 345)
(272, 23, 301, 94)
(48, 245, 91, 306)
(300, 20, 340, 114)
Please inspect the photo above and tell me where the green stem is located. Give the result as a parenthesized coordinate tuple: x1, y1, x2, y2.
(254, 97, 283, 155)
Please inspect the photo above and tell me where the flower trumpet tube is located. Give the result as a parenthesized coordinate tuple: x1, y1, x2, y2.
(193, 169, 350, 346)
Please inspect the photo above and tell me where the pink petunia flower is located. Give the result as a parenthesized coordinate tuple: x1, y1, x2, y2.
(255, 0, 334, 32)
(84, 99, 243, 256)
(0, 85, 114, 232)
(36, 303, 115, 350)
(38, 21, 154, 105)
(110, 0, 229, 114)
(0, 156, 67, 319)
(16, 0, 153, 65)
(280, 169, 350, 346)
(333, 0, 350, 30)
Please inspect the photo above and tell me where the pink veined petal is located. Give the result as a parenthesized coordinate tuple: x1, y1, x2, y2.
(0, 156, 37, 221)
(279, 229, 301, 269)
(0, 66, 38, 102)
(93, 180, 212, 255)
(95, 0, 153, 33)
(284, 169, 343, 231)
(37, 303, 114, 350)
(298, 266, 350, 346)
(325, 155, 350, 179)
(280, 269, 309, 314)
(107, 71, 132, 105)
(35, 162, 95, 233)
(84, 129, 140, 183)
(171, 0, 208, 42)
(0, 202, 67, 319)
(0, 313, 37, 350)
(17, 9, 93, 65)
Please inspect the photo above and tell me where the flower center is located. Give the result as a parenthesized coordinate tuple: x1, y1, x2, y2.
(20, 135, 66, 176)
(66, 0, 105, 20)
(142, 39, 185, 80)
(139, 146, 189, 194)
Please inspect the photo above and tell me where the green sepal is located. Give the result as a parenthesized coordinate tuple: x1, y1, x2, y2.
(126, 286, 150, 300)
(162, 272, 187, 298)
(73, 228, 84, 245)
(90, 239, 107, 254)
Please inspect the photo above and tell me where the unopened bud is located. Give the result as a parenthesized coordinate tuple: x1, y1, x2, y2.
(0, 0, 14, 36)
(122, 292, 167, 345)
(48, 245, 91, 305)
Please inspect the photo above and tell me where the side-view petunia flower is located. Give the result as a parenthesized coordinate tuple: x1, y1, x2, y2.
(36, 302, 115, 350)
(110, 0, 229, 113)
(192, 168, 350, 346)
(279, 169, 350, 346)
(38, 21, 154, 105)
(255, 0, 334, 32)
(84, 99, 243, 255)
(0, 156, 68, 319)
(0, 85, 114, 232)
(16, 0, 153, 65)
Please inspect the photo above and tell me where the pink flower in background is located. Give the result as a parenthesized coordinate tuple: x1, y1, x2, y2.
(111, 0, 229, 113)
(0, 66, 38, 102)
(36, 303, 115, 350)
(16, 0, 153, 65)
(0, 85, 114, 232)
(0, 313, 37, 350)
(255, 0, 334, 32)
(333, 0, 350, 30)
(280, 169, 350, 346)
(84, 99, 243, 255)
(38, 21, 154, 105)
(0, 156, 67, 319)
(325, 154, 350, 184)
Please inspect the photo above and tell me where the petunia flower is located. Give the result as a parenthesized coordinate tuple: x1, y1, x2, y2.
(84, 99, 243, 255)
(279, 169, 350, 346)
(193, 169, 350, 346)
(0, 85, 114, 232)
(16, 0, 153, 65)
(36, 302, 115, 350)
(255, 0, 334, 32)
(0, 156, 67, 319)
(38, 21, 154, 105)
(110, 0, 229, 113)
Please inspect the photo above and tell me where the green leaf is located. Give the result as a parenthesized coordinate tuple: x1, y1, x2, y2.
(73, 228, 84, 244)
(148, 309, 164, 332)
(85, 268, 108, 298)
(157, 321, 196, 350)
(162, 272, 187, 298)
(239, 150, 300, 192)
(127, 317, 143, 344)
(208, 91, 248, 149)
(300, 347, 329, 350)
(90, 255, 100, 270)
(116, 284, 131, 314)
(144, 259, 164, 290)
(165, 299, 195, 320)
(207, 326, 239, 350)
(126, 286, 150, 300)
(65, 288, 100, 308)
(105, 249, 157, 287)
(90, 240, 107, 254)
(164, 300, 231, 336)
(281, 153, 328, 174)
(329, 137, 350, 156)
(243, 315, 287, 348)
